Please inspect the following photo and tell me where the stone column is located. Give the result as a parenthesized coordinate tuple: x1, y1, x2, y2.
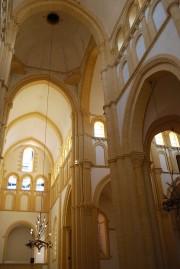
(0, 18, 19, 162)
(0, 98, 13, 162)
(100, 40, 166, 267)
(71, 111, 99, 269)
(99, 42, 119, 102)
(140, 13, 152, 49)
(107, 150, 165, 269)
(133, 152, 165, 268)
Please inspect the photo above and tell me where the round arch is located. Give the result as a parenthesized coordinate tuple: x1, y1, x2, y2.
(13, 0, 108, 46)
(7, 76, 77, 113)
(2, 220, 35, 263)
(3, 137, 54, 167)
(121, 55, 180, 153)
(144, 115, 180, 155)
(7, 112, 63, 145)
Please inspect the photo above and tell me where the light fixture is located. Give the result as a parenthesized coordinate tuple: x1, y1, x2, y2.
(25, 12, 60, 258)
(150, 81, 180, 214)
(25, 213, 52, 254)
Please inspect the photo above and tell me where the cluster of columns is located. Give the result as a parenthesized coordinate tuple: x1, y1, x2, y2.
(0, 17, 19, 159)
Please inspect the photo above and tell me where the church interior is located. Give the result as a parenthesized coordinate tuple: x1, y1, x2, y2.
(0, 0, 180, 269)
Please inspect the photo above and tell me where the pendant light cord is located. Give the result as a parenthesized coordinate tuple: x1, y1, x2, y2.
(42, 24, 54, 179)
(151, 82, 174, 182)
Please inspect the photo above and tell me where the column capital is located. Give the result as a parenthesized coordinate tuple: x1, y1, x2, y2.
(78, 160, 92, 169)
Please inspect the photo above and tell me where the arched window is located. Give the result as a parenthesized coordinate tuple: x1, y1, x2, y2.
(94, 121, 105, 138)
(136, 35, 146, 61)
(128, 3, 138, 27)
(36, 177, 45, 191)
(117, 29, 124, 50)
(122, 61, 129, 83)
(7, 175, 17, 190)
(96, 145, 105, 166)
(98, 212, 110, 258)
(169, 132, 179, 147)
(68, 138, 71, 150)
(22, 176, 31, 190)
(155, 133, 164, 145)
(22, 147, 34, 172)
(153, 2, 166, 31)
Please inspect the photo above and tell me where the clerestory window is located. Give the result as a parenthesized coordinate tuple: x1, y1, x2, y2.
(94, 121, 105, 138)
(7, 175, 17, 190)
(36, 177, 45, 191)
(22, 176, 31, 190)
(155, 133, 164, 145)
(22, 147, 34, 172)
(169, 132, 179, 147)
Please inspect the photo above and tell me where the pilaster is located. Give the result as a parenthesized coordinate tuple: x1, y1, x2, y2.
(71, 111, 99, 269)
(99, 42, 119, 103)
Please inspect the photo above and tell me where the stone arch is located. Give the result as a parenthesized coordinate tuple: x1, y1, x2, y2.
(7, 112, 63, 144)
(144, 115, 180, 155)
(7, 76, 77, 113)
(80, 45, 98, 111)
(12, 1, 109, 115)
(3, 137, 54, 168)
(123, 0, 140, 29)
(93, 142, 108, 166)
(3, 76, 76, 157)
(93, 175, 110, 207)
(62, 184, 72, 227)
(2, 220, 34, 263)
(13, 0, 108, 47)
(3, 192, 16, 210)
(121, 55, 180, 153)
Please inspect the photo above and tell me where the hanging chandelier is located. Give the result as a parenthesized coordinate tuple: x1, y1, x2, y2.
(25, 213, 52, 254)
